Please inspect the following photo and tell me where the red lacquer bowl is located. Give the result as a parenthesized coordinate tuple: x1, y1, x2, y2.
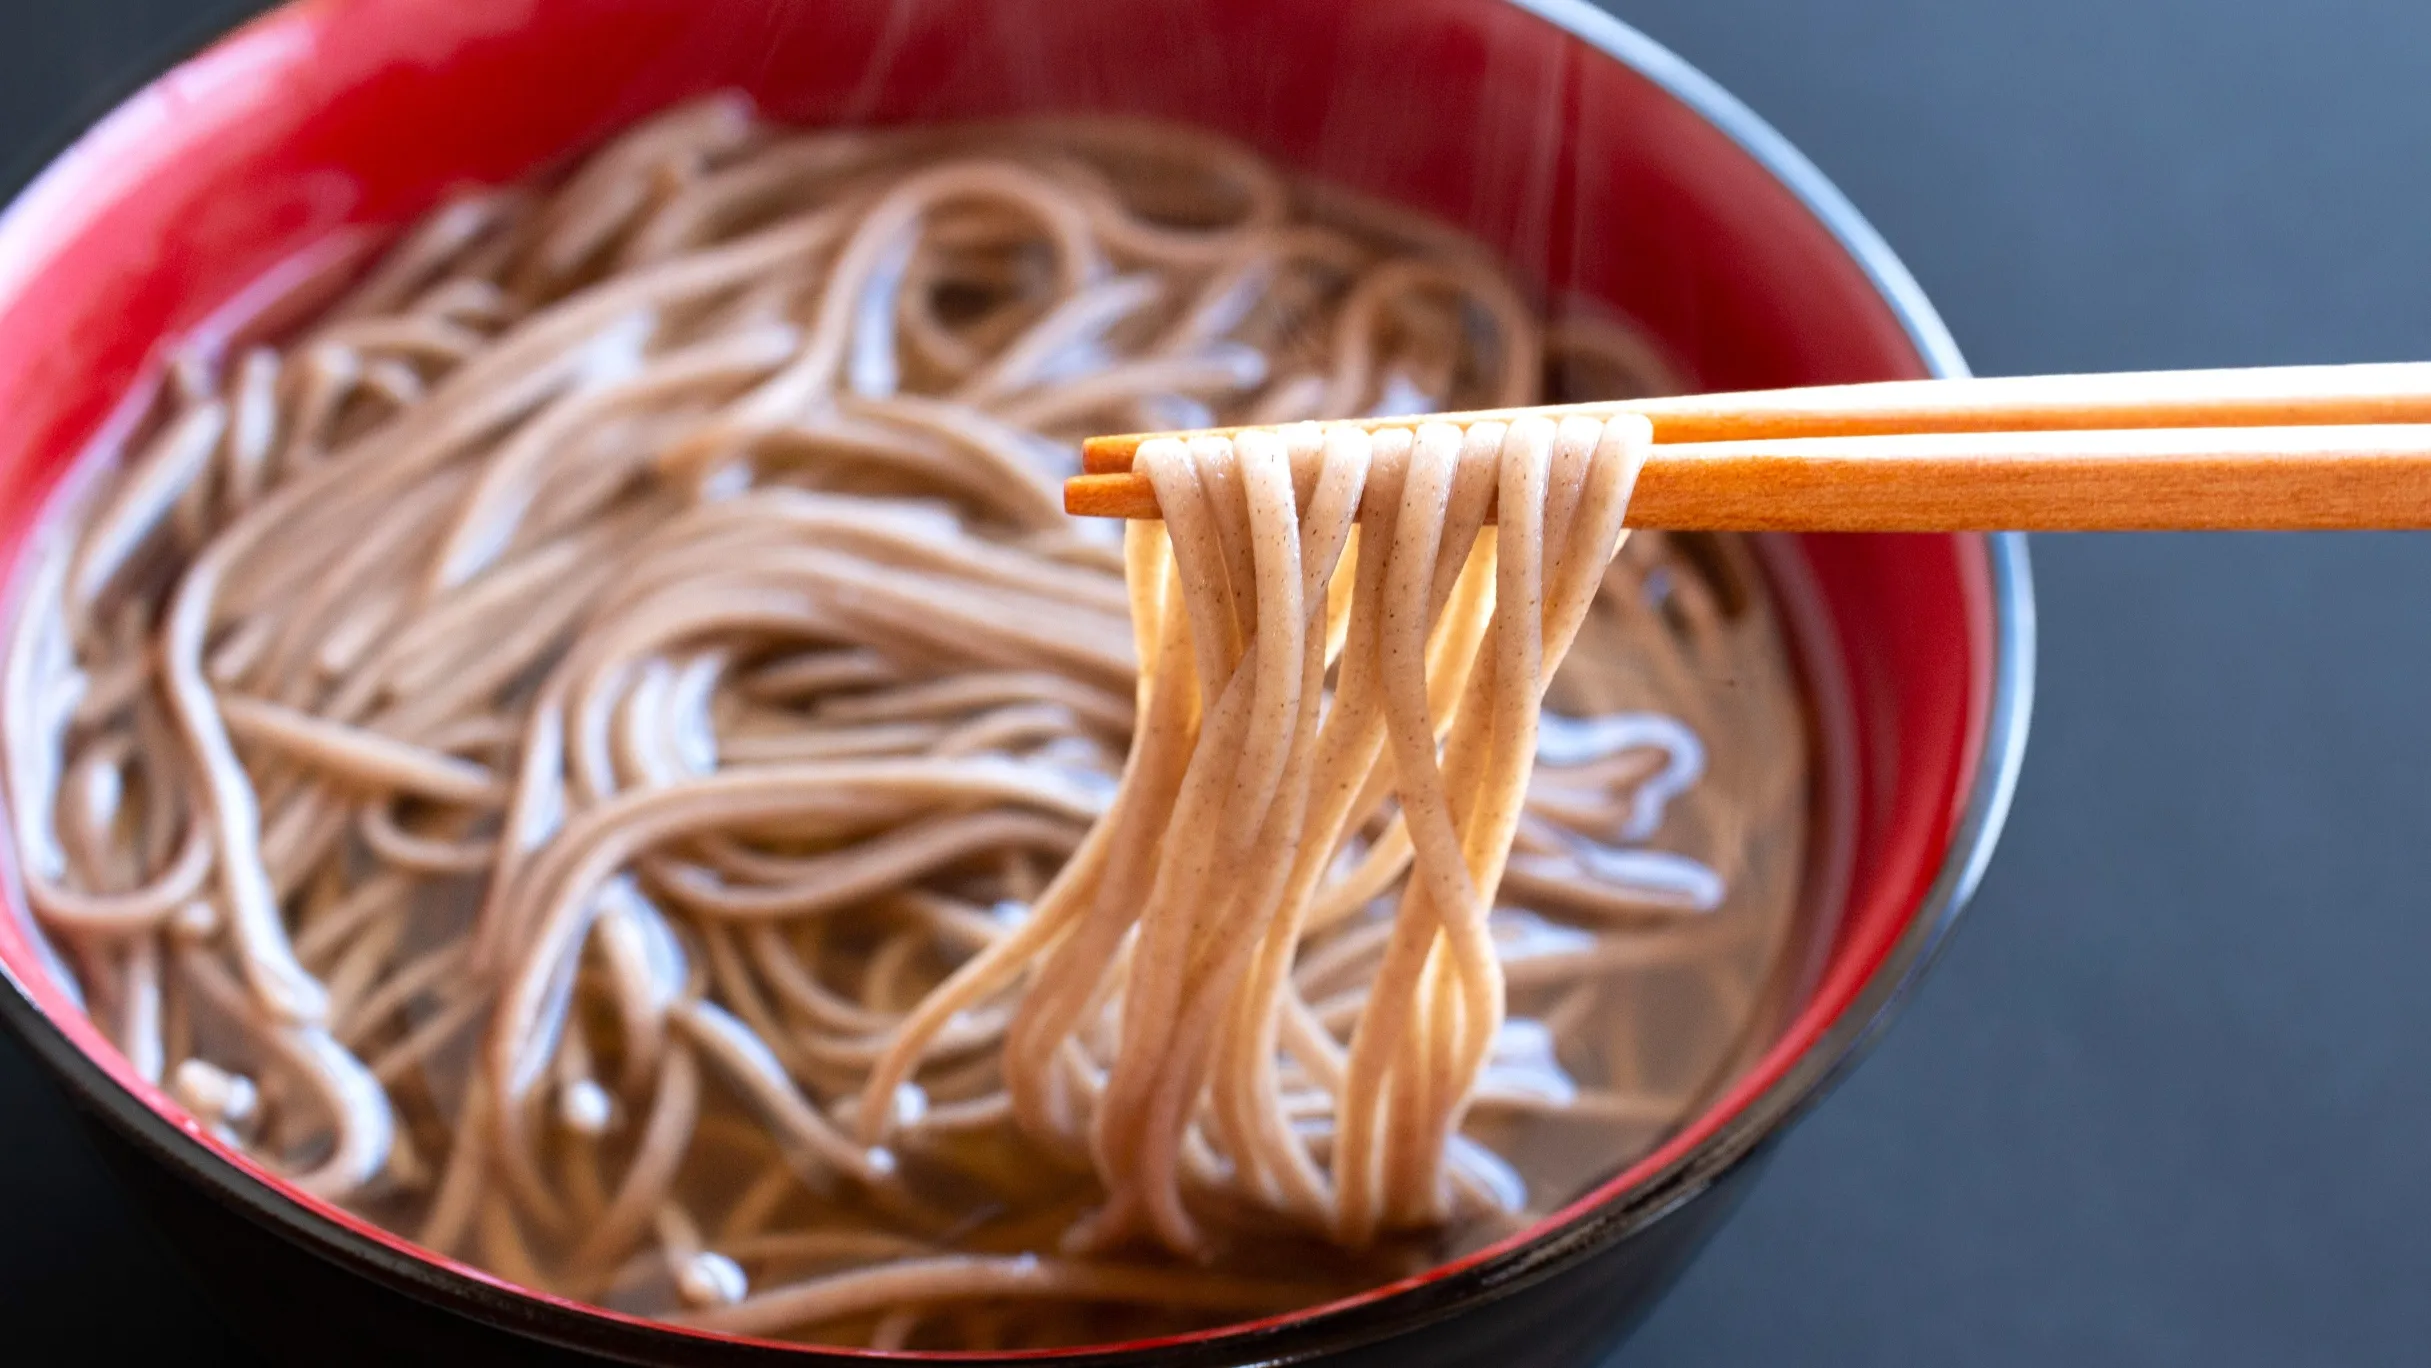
(0, 2, 2032, 1364)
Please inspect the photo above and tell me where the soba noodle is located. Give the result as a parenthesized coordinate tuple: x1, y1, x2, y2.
(1, 96, 1809, 1350)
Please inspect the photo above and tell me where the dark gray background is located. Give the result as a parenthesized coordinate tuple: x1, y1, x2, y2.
(4, 1, 2429, 1363)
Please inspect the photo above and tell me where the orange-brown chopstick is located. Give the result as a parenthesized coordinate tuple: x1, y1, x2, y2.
(1065, 360, 2431, 531)
(1080, 361, 2431, 467)
(1064, 422, 2431, 531)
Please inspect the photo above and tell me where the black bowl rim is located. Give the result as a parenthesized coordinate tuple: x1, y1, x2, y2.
(0, 1, 2036, 1364)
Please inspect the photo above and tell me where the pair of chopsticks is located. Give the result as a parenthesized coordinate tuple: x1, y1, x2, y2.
(1063, 361, 2431, 530)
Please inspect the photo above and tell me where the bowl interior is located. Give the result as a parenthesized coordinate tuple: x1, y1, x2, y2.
(0, 0, 1997, 1356)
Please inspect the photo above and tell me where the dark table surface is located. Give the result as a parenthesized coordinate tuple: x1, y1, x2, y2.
(7, 1, 2431, 1364)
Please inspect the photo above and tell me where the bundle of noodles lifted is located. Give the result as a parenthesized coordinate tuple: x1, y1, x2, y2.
(2, 95, 1810, 1350)
(863, 414, 1647, 1260)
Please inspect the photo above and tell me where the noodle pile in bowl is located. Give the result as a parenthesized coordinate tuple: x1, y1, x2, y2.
(1, 96, 1811, 1351)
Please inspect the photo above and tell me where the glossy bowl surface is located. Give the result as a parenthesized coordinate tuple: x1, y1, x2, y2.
(0, 1, 2032, 1363)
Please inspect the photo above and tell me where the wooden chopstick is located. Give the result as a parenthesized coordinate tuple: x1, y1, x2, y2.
(1065, 423, 2431, 531)
(1079, 361, 2431, 473)
(1065, 362, 2431, 531)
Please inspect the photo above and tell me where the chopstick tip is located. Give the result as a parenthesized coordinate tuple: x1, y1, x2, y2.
(1079, 434, 1141, 474)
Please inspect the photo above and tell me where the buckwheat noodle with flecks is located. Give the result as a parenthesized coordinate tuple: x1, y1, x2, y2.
(2, 96, 1810, 1351)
